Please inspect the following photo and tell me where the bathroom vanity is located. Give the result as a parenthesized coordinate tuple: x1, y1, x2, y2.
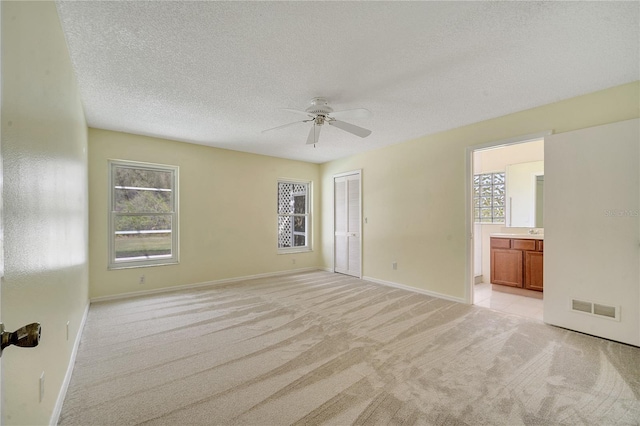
(490, 234, 543, 292)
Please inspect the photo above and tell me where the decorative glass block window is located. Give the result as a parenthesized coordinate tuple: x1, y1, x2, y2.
(473, 172, 505, 223)
(277, 180, 311, 252)
(108, 160, 179, 269)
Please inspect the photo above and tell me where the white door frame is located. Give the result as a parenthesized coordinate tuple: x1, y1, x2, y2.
(465, 131, 551, 305)
(1, 1, 4, 418)
(333, 169, 362, 278)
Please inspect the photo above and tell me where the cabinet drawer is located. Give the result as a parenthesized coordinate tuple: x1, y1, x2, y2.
(491, 238, 511, 249)
(537, 240, 544, 252)
(513, 239, 536, 251)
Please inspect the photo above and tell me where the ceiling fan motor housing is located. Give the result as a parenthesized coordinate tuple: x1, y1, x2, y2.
(305, 97, 333, 116)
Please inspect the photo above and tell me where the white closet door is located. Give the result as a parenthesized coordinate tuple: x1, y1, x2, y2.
(334, 177, 348, 273)
(334, 172, 361, 277)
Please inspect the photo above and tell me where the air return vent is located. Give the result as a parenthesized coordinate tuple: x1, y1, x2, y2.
(571, 299, 620, 321)
(572, 299, 592, 313)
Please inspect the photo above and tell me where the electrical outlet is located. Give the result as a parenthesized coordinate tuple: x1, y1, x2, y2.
(66, 321, 70, 341)
(292, 258, 296, 264)
(139, 275, 145, 285)
(392, 262, 397, 270)
(39, 372, 45, 402)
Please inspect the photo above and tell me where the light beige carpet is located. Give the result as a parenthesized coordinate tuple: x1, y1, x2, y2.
(59, 271, 640, 425)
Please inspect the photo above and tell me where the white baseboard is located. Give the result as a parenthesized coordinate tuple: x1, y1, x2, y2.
(90, 267, 321, 303)
(50, 301, 90, 426)
(362, 276, 466, 304)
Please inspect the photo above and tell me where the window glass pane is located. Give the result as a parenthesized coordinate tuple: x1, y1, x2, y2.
(294, 235, 306, 247)
(278, 183, 308, 214)
(480, 208, 492, 221)
(115, 232, 172, 259)
(115, 214, 171, 233)
(114, 167, 172, 189)
(294, 216, 305, 233)
(114, 215, 172, 259)
(114, 166, 173, 213)
(115, 188, 172, 213)
(293, 194, 306, 214)
(278, 215, 292, 248)
(278, 183, 293, 214)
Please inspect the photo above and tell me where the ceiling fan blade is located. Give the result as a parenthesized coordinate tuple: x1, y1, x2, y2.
(261, 120, 307, 133)
(330, 108, 372, 120)
(328, 120, 372, 138)
(306, 124, 321, 145)
(282, 108, 314, 118)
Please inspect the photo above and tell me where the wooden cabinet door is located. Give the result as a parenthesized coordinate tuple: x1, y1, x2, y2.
(525, 251, 544, 291)
(491, 249, 523, 287)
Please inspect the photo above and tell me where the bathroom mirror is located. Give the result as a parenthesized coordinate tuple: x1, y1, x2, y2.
(506, 161, 544, 227)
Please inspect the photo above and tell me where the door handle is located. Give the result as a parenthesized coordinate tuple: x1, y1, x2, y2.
(0, 322, 41, 356)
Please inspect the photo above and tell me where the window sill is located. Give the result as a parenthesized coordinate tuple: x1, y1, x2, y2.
(108, 260, 179, 270)
(278, 248, 312, 255)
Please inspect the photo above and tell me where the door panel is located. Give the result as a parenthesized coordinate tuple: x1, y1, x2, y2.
(544, 118, 639, 346)
(334, 178, 347, 272)
(334, 172, 361, 277)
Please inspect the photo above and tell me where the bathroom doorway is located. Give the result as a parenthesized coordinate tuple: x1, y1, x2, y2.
(467, 134, 547, 321)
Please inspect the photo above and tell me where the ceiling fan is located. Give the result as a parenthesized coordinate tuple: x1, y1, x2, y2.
(262, 97, 372, 146)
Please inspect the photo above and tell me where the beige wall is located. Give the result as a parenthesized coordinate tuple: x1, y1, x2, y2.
(320, 82, 640, 301)
(473, 138, 544, 174)
(1, 2, 89, 424)
(88, 129, 322, 299)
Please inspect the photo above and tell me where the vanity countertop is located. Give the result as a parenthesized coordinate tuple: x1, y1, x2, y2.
(490, 233, 544, 240)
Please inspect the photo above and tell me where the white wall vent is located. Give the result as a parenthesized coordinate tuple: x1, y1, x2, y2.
(570, 299, 620, 321)
(572, 299, 592, 313)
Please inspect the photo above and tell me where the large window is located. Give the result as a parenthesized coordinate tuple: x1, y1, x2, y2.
(277, 180, 311, 252)
(108, 160, 179, 269)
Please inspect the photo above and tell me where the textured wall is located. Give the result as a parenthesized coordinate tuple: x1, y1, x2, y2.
(88, 129, 322, 299)
(1, 2, 89, 424)
(320, 82, 640, 302)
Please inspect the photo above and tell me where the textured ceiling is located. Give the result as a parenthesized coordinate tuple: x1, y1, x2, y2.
(56, 1, 639, 164)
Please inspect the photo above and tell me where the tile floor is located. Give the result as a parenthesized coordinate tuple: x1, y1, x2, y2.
(473, 282, 543, 321)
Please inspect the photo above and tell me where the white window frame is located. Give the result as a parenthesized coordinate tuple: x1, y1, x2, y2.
(277, 179, 312, 254)
(108, 160, 179, 269)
